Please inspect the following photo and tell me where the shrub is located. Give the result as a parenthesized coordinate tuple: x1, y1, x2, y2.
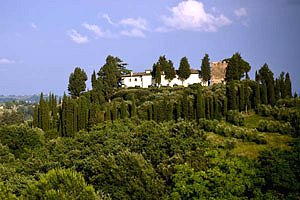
(226, 110, 244, 126)
(257, 120, 292, 134)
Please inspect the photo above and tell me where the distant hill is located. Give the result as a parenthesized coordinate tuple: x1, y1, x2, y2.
(0, 95, 40, 104)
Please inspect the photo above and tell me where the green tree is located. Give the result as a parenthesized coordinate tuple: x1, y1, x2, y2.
(120, 100, 128, 119)
(285, 72, 292, 98)
(23, 168, 98, 200)
(225, 53, 251, 81)
(178, 57, 191, 83)
(239, 83, 245, 111)
(261, 82, 268, 105)
(258, 63, 275, 105)
(227, 82, 237, 110)
(98, 56, 129, 100)
(152, 63, 161, 86)
(68, 67, 88, 98)
(201, 53, 211, 84)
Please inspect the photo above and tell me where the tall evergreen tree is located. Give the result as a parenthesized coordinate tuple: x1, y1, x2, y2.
(239, 84, 245, 112)
(279, 72, 286, 98)
(178, 57, 191, 83)
(275, 78, 281, 101)
(165, 60, 176, 81)
(227, 82, 237, 110)
(152, 63, 161, 86)
(258, 63, 275, 105)
(98, 55, 128, 100)
(254, 82, 261, 108)
(91, 70, 97, 88)
(131, 97, 137, 117)
(285, 72, 292, 98)
(120, 100, 128, 119)
(68, 67, 87, 98)
(201, 54, 211, 84)
(261, 82, 268, 105)
(225, 53, 251, 81)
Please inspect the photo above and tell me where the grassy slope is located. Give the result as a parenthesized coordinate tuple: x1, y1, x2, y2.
(206, 112, 293, 159)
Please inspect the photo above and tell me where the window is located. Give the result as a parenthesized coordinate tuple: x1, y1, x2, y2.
(129, 78, 131, 82)
(135, 78, 137, 82)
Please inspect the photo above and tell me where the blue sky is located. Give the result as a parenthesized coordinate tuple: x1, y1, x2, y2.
(0, 0, 299, 95)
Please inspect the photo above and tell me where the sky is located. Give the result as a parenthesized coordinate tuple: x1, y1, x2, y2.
(0, 0, 300, 95)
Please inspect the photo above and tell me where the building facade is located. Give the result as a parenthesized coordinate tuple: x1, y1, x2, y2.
(211, 61, 228, 85)
(121, 62, 227, 88)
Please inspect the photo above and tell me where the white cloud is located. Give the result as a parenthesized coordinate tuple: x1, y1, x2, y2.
(82, 23, 104, 38)
(0, 58, 17, 64)
(120, 29, 145, 38)
(103, 14, 116, 25)
(234, 8, 247, 17)
(67, 29, 89, 44)
(31, 22, 38, 30)
(162, 0, 231, 32)
(119, 18, 148, 30)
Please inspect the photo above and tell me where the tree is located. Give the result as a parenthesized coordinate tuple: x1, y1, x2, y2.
(258, 63, 275, 105)
(91, 70, 97, 88)
(285, 72, 292, 98)
(165, 60, 176, 81)
(68, 67, 87, 98)
(178, 57, 191, 83)
(239, 84, 245, 112)
(201, 54, 211, 84)
(98, 56, 129, 100)
(23, 168, 98, 200)
(152, 63, 161, 86)
(227, 82, 237, 110)
(225, 53, 251, 81)
(261, 82, 268, 105)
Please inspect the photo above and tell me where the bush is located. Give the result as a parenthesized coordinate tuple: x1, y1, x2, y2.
(22, 168, 100, 200)
(226, 110, 244, 126)
(257, 120, 292, 134)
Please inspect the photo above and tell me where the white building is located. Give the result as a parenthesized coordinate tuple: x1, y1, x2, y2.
(122, 69, 208, 88)
(121, 70, 152, 88)
(159, 69, 208, 87)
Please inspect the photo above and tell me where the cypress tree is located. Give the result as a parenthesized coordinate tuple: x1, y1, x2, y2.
(196, 89, 205, 119)
(209, 96, 214, 119)
(182, 92, 189, 119)
(201, 54, 211, 84)
(153, 103, 158, 122)
(68, 67, 88, 98)
(223, 96, 228, 116)
(227, 82, 237, 110)
(261, 82, 268, 105)
(77, 96, 88, 130)
(254, 82, 261, 108)
(244, 81, 250, 113)
(33, 105, 39, 128)
(279, 72, 286, 98)
(120, 100, 128, 119)
(175, 102, 181, 121)
(111, 101, 118, 121)
(91, 70, 97, 88)
(178, 57, 191, 84)
(104, 104, 111, 121)
(148, 104, 153, 121)
(285, 73, 292, 98)
(275, 78, 281, 101)
(152, 63, 161, 86)
(167, 101, 174, 121)
(131, 97, 137, 117)
(239, 84, 245, 112)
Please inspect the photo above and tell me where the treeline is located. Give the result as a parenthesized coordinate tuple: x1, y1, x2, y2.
(32, 54, 294, 136)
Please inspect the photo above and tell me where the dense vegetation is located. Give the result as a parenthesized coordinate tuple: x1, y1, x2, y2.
(0, 53, 299, 199)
